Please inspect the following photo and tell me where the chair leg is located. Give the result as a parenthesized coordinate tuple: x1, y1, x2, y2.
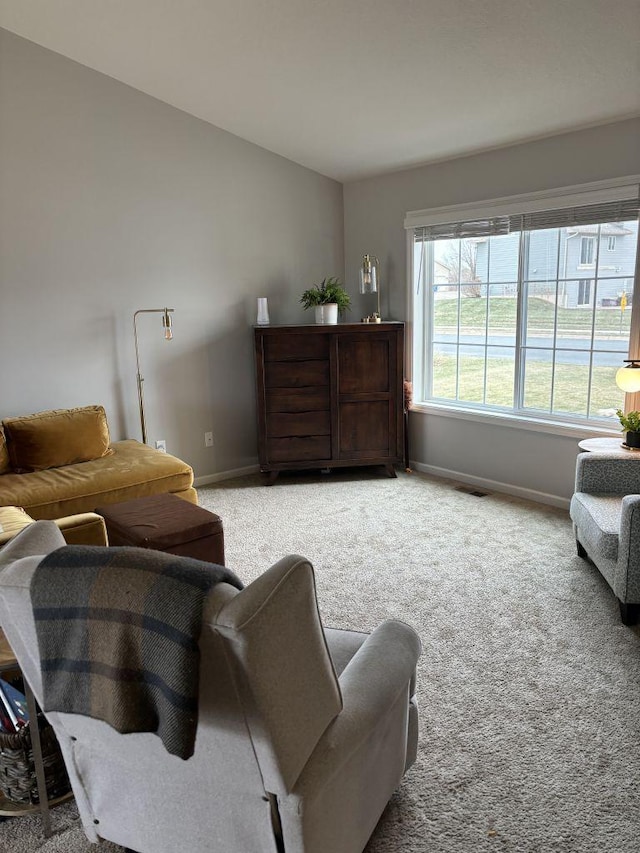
(576, 539, 588, 559)
(619, 602, 640, 626)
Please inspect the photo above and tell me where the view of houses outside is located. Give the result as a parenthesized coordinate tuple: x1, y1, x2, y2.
(419, 219, 638, 421)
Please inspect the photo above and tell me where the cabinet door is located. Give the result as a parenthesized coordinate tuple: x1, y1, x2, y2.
(334, 331, 400, 460)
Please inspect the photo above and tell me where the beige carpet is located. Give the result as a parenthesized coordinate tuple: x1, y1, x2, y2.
(2, 468, 639, 853)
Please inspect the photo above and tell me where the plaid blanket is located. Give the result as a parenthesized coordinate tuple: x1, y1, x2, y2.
(30, 545, 243, 760)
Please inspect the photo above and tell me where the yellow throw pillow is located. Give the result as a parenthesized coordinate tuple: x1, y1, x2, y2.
(0, 429, 11, 474)
(3, 405, 112, 472)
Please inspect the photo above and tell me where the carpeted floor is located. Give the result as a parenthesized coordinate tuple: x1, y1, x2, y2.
(2, 468, 639, 853)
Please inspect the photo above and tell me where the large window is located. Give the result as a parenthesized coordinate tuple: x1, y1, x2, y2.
(408, 184, 639, 427)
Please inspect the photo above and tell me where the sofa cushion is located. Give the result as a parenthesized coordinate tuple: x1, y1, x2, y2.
(0, 430, 10, 475)
(0, 440, 195, 520)
(570, 492, 622, 562)
(3, 405, 112, 472)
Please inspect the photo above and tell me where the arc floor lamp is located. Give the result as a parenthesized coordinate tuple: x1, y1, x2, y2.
(133, 308, 174, 445)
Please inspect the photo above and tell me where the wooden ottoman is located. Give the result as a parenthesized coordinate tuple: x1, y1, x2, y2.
(96, 493, 225, 565)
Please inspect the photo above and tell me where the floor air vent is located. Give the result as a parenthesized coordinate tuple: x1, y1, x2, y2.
(454, 485, 489, 497)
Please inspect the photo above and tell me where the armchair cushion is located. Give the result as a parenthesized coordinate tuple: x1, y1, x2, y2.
(570, 493, 623, 561)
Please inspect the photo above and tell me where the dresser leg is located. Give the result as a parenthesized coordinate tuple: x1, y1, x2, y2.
(265, 471, 279, 486)
(384, 463, 397, 479)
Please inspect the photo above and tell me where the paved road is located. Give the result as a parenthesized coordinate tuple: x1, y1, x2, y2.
(433, 334, 628, 365)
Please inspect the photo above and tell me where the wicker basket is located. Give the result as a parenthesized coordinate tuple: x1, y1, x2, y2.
(0, 715, 70, 805)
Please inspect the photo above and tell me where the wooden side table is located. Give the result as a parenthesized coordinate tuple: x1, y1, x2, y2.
(0, 629, 73, 836)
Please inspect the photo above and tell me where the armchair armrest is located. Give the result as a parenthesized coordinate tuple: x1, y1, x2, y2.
(575, 452, 640, 494)
(289, 619, 421, 798)
(616, 495, 640, 601)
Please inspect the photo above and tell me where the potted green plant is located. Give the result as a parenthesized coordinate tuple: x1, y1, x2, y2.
(616, 409, 640, 449)
(300, 277, 351, 325)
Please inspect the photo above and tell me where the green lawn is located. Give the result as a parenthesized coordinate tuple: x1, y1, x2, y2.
(432, 351, 626, 417)
(433, 295, 631, 336)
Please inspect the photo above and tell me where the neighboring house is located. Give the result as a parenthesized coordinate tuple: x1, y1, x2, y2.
(471, 221, 637, 308)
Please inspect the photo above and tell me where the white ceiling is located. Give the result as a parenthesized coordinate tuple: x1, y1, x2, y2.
(1, 0, 639, 182)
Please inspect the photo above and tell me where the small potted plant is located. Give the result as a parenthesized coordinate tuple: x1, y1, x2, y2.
(616, 409, 640, 449)
(300, 277, 351, 325)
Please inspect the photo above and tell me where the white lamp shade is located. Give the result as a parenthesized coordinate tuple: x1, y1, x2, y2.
(616, 363, 640, 393)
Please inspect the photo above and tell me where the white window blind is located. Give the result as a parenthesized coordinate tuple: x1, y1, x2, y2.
(411, 196, 639, 242)
(404, 178, 640, 235)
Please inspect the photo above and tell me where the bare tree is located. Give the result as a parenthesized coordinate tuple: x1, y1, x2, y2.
(443, 240, 482, 296)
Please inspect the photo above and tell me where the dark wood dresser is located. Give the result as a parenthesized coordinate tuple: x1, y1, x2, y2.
(254, 322, 404, 483)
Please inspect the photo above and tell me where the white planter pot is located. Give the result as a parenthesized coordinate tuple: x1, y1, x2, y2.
(314, 303, 338, 324)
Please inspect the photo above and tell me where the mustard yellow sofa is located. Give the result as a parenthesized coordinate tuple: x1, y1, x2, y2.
(0, 405, 197, 522)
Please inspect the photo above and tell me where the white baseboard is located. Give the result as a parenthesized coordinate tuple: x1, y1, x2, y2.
(409, 461, 570, 510)
(194, 464, 259, 487)
(194, 460, 570, 510)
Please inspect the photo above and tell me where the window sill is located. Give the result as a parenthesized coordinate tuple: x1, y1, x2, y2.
(409, 401, 622, 440)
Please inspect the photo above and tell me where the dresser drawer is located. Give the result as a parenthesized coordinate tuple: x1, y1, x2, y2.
(267, 411, 330, 438)
(266, 389, 329, 413)
(268, 436, 331, 463)
(264, 334, 329, 362)
(265, 360, 329, 389)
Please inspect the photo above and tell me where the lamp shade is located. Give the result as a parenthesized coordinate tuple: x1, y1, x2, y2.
(615, 360, 640, 393)
(360, 254, 378, 294)
(359, 253, 382, 321)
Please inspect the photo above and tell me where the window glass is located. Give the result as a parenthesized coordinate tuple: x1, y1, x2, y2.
(525, 229, 559, 281)
(522, 348, 553, 412)
(414, 215, 638, 427)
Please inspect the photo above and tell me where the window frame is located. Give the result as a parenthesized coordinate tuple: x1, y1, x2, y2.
(406, 177, 640, 436)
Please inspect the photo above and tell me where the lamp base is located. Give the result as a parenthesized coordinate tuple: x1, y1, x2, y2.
(361, 314, 382, 323)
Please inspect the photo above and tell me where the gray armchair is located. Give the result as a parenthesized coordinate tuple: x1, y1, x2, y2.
(0, 521, 421, 853)
(569, 451, 640, 625)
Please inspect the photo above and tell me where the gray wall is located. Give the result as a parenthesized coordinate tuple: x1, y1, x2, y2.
(0, 29, 344, 480)
(344, 119, 640, 505)
(2, 26, 636, 504)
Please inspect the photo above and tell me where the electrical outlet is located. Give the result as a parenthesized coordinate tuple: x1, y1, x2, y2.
(155, 439, 167, 453)
(204, 431, 213, 447)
